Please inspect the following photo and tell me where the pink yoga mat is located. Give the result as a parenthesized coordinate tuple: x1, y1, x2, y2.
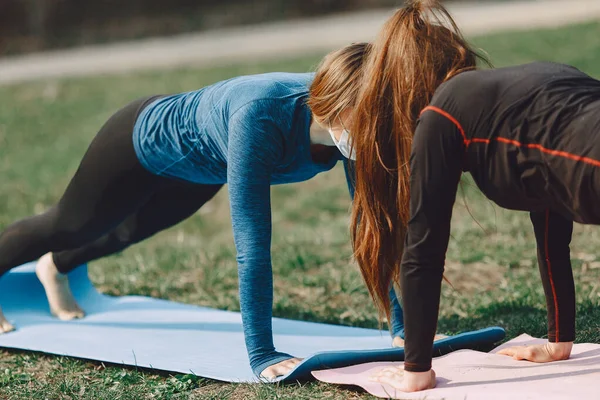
(312, 334, 600, 399)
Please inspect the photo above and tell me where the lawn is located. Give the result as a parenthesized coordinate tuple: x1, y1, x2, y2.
(0, 21, 599, 399)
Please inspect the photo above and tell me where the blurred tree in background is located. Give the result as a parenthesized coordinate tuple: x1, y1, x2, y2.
(0, 0, 460, 56)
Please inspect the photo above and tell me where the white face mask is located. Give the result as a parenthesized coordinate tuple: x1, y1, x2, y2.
(328, 128, 356, 161)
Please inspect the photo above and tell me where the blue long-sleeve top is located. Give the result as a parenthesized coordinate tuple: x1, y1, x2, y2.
(132, 72, 404, 376)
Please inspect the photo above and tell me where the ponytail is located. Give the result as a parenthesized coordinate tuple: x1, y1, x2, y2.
(350, 0, 490, 323)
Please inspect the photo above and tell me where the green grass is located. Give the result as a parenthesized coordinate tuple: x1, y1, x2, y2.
(0, 21, 600, 399)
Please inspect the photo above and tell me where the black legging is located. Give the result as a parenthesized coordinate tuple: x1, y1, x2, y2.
(0, 96, 222, 275)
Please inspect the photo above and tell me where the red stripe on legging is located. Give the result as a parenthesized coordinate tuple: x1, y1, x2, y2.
(545, 209, 560, 340)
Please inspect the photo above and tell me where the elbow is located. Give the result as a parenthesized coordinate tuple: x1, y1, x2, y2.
(401, 251, 446, 278)
(236, 252, 272, 268)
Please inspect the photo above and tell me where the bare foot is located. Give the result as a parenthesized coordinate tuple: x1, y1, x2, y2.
(35, 253, 85, 321)
(0, 307, 15, 333)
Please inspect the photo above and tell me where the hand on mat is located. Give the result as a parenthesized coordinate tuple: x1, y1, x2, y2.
(369, 366, 436, 392)
(260, 357, 303, 380)
(392, 334, 447, 348)
(497, 341, 573, 363)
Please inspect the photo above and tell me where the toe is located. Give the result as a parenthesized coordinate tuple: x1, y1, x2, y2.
(1, 321, 15, 333)
(54, 310, 85, 321)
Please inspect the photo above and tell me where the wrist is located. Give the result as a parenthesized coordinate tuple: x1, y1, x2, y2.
(546, 341, 573, 361)
(403, 369, 431, 376)
(403, 361, 432, 373)
(251, 351, 293, 377)
(402, 368, 437, 392)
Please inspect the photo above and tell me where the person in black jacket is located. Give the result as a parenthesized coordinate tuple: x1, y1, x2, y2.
(350, 0, 600, 392)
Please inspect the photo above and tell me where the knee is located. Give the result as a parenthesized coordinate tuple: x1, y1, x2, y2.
(51, 227, 97, 250)
(112, 219, 144, 247)
(48, 207, 104, 249)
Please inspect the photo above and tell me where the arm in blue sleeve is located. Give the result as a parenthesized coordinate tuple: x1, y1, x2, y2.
(343, 159, 404, 339)
(389, 286, 405, 339)
(343, 159, 356, 200)
(227, 100, 293, 376)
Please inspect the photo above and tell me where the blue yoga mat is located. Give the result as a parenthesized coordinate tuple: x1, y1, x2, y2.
(0, 263, 505, 382)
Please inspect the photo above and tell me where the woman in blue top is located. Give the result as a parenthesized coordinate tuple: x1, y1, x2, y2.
(0, 43, 407, 379)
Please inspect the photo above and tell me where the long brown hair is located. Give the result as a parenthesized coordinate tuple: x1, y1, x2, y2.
(351, 0, 490, 322)
(308, 42, 372, 126)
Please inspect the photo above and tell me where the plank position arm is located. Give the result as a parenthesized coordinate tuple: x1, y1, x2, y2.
(227, 100, 298, 378)
(498, 210, 575, 361)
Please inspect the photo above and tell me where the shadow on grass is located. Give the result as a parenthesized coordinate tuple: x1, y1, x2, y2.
(438, 300, 600, 348)
(273, 300, 600, 350)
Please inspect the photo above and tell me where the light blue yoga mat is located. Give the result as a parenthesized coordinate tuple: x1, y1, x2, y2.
(0, 263, 505, 382)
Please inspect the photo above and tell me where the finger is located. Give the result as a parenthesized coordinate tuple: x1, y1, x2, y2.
(266, 366, 289, 378)
(368, 368, 385, 381)
(260, 368, 277, 381)
(376, 373, 405, 390)
(496, 347, 514, 356)
(513, 349, 525, 360)
(369, 371, 386, 380)
(520, 346, 553, 363)
(381, 370, 402, 379)
(374, 369, 402, 380)
(280, 360, 299, 370)
(260, 364, 289, 380)
(497, 346, 523, 357)
(277, 358, 304, 374)
(260, 356, 304, 380)
(514, 347, 535, 361)
(370, 367, 402, 381)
